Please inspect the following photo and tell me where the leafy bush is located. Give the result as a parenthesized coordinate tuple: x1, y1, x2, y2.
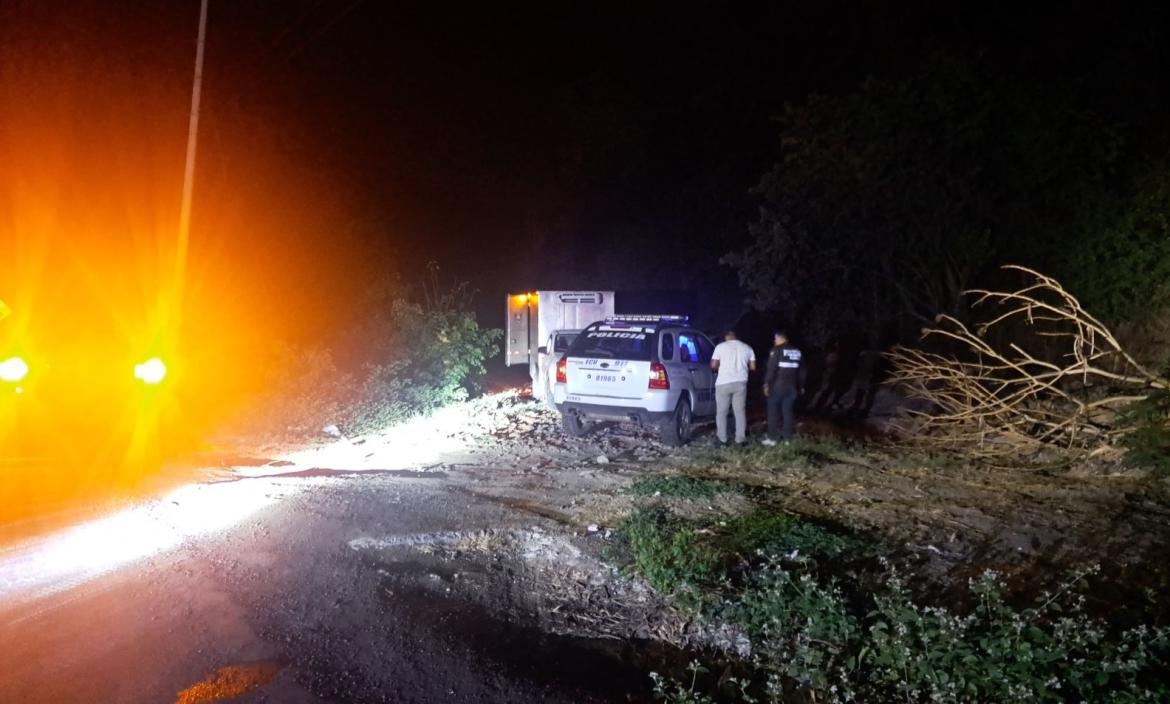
(860, 566, 1170, 702)
(345, 297, 500, 435)
(651, 560, 1170, 703)
(734, 560, 861, 696)
(241, 278, 499, 439)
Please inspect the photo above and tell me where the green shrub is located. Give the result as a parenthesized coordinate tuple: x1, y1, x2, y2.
(734, 559, 861, 695)
(1118, 390, 1170, 476)
(652, 562, 1170, 704)
(345, 297, 500, 434)
(862, 566, 1170, 702)
(241, 279, 500, 440)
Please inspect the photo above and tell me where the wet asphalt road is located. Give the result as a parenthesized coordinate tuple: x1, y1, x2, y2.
(0, 471, 651, 704)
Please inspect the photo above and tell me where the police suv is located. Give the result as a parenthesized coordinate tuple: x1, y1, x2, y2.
(554, 315, 716, 446)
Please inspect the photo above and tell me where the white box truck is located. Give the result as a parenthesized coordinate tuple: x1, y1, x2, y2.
(504, 291, 614, 405)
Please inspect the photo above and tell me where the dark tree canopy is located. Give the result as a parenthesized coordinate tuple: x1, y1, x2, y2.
(726, 54, 1170, 349)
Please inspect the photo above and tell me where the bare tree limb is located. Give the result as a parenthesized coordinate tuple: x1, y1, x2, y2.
(889, 266, 1170, 461)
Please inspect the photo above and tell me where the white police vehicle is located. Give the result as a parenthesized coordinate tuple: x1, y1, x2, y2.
(554, 315, 715, 446)
(539, 328, 580, 410)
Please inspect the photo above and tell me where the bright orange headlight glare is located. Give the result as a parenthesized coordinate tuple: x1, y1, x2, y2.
(134, 357, 167, 384)
(0, 356, 29, 382)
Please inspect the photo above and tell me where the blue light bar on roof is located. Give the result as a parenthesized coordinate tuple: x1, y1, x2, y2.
(607, 314, 689, 324)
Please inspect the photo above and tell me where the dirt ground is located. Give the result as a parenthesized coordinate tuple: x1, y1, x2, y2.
(276, 388, 1170, 640)
(3, 387, 1167, 702)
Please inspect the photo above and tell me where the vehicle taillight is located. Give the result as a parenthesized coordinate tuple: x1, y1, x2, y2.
(556, 357, 567, 384)
(649, 362, 669, 390)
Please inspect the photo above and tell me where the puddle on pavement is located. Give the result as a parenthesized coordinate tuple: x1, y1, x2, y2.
(175, 660, 284, 703)
(378, 578, 692, 702)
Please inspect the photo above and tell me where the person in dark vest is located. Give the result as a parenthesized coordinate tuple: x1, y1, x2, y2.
(763, 329, 805, 444)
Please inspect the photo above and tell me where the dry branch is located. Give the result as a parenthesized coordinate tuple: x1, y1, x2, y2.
(889, 266, 1169, 460)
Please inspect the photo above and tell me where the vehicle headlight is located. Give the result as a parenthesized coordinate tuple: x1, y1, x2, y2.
(0, 356, 29, 382)
(134, 357, 167, 384)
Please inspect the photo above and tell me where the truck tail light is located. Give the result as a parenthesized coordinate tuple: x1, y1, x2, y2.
(649, 362, 670, 390)
(556, 357, 567, 384)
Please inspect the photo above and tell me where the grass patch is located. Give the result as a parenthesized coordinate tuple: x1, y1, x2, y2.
(689, 435, 853, 472)
(607, 505, 868, 600)
(627, 474, 741, 499)
(722, 509, 866, 560)
(887, 450, 960, 472)
(607, 507, 722, 596)
(766, 435, 850, 460)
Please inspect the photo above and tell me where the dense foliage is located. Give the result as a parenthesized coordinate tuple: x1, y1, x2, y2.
(725, 54, 1170, 351)
(349, 296, 500, 433)
(615, 504, 1170, 703)
(248, 278, 499, 438)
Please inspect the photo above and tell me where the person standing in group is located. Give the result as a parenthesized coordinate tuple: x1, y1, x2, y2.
(763, 329, 804, 445)
(710, 329, 756, 445)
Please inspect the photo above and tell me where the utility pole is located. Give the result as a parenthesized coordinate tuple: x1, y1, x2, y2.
(173, 0, 209, 310)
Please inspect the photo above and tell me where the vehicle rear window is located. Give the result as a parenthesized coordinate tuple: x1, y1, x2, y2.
(554, 333, 578, 353)
(567, 329, 653, 361)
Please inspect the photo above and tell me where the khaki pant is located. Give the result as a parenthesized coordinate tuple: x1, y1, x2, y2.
(715, 381, 748, 443)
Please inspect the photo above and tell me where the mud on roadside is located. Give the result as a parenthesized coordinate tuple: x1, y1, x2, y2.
(428, 393, 1170, 605)
(290, 391, 1170, 692)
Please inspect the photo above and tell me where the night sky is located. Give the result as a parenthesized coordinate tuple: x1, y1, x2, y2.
(2, 2, 1168, 339)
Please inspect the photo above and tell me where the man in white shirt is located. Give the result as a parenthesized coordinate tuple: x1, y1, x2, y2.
(710, 329, 756, 445)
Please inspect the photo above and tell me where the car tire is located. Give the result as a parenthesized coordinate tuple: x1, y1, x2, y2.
(561, 409, 588, 437)
(658, 398, 693, 447)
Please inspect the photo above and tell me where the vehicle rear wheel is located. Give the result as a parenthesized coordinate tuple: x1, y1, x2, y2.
(658, 398, 693, 446)
(561, 409, 588, 437)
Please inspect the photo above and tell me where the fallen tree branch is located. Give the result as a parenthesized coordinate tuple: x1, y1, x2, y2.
(889, 266, 1170, 461)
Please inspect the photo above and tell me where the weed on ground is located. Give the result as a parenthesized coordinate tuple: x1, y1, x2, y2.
(627, 475, 743, 500)
(720, 509, 867, 561)
(687, 435, 856, 475)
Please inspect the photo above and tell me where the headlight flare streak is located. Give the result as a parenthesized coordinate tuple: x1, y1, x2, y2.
(274, 392, 508, 473)
(0, 478, 308, 608)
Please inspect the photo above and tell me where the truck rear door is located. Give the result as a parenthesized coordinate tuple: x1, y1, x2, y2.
(504, 293, 533, 367)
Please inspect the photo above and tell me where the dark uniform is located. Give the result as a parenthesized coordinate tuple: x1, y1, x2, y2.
(765, 342, 804, 441)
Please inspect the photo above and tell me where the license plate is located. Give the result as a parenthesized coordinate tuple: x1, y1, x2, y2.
(594, 374, 617, 382)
